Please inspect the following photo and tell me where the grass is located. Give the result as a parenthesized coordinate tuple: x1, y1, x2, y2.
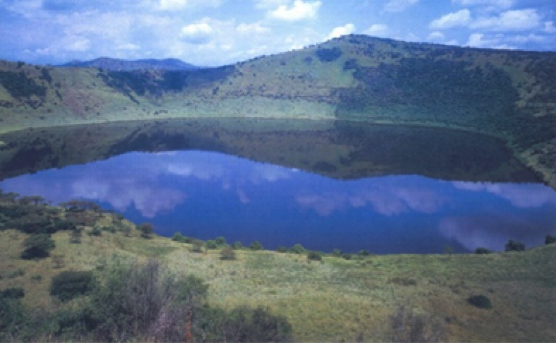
(2, 223, 553, 342)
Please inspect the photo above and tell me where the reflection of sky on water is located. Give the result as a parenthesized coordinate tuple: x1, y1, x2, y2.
(0, 151, 554, 254)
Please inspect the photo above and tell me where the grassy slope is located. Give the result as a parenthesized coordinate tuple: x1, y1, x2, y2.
(1, 220, 554, 342)
(0, 35, 555, 186)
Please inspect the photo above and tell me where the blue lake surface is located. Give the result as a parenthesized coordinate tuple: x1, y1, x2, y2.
(0, 149, 554, 254)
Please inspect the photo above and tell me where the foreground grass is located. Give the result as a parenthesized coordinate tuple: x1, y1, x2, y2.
(1, 226, 554, 342)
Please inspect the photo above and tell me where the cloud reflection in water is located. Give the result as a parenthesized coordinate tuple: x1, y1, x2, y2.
(0, 151, 554, 253)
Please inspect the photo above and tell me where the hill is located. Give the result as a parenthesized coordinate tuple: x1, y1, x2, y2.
(0, 35, 554, 186)
(57, 57, 199, 71)
(0, 195, 555, 342)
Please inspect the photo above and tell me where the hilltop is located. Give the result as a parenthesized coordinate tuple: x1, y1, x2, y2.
(57, 57, 199, 71)
(0, 35, 555, 186)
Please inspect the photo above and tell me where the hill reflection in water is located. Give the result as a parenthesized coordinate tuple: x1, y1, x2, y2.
(0, 149, 554, 254)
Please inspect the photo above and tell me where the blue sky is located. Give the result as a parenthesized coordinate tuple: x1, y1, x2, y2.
(0, 0, 555, 66)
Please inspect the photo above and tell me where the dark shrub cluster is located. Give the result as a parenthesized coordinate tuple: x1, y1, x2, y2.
(315, 47, 343, 62)
(50, 271, 95, 302)
(505, 240, 525, 252)
(474, 247, 493, 254)
(467, 294, 492, 309)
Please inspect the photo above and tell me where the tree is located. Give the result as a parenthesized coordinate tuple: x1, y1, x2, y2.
(545, 235, 556, 244)
(21, 233, 55, 259)
(249, 241, 263, 251)
(505, 239, 525, 252)
(138, 222, 153, 238)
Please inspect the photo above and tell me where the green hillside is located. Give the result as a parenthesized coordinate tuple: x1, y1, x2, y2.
(0, 35, 555, 186)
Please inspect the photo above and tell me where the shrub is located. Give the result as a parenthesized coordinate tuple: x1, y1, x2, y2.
(1, 287, 25, 299)
(331, 249, 342, 257)
(545, 235, 556, 244)
(232, 241, 243, 250)
(474, 247, 493, 254)
(307, 251, 322, 261)
(205, 240, 218, 250)
(89, 227, 102, 236)
(220, 247, 236, 260)
(467, 294, 492, 309)
(315, 47, 343, 62)
(171, 232, 187, 242)
(89, 258, 208, 342)
(219, 306, 293, 342)
(289, 244, 306, 254)
(191, 239, 204, 253)
(50, 271, 95, 302)
(69, 228, 83, 244)
(342, 253, 353, 260)
(504, 239, 525, 252)
(249, 241, 263, 251)
(215, 236, 227, 246)
(21, 233, 55, 259)
(138, 222, 153, 238)
(276, 246, 287, 253)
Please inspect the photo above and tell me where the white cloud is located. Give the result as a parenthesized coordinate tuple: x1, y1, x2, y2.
(180, 21, 214, 44)
(471, 9, 542, 31)
(269, 0, 321, 21)
(364, 24, 389, 37)
(326, 23, 355, 40)
(253, 0, 289, 10)
(383, 0, 419, 13)
(159, 0, 221, 10)
(427, 31, 445, 40)
(236, 21, 270, 34)
(466, 33, 516, 48)
(543, 21, 556, 33)
(430, 9, 471, 29)
(66, 37, 91, 51)
(451, 0, 514, 8)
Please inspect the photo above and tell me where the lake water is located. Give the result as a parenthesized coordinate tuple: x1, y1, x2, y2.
(0, 119, 554, 253)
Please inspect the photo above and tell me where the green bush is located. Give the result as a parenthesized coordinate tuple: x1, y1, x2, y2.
(205, 240, 218, 249)
(276, 246, 287, 253)
(232, 241, 243, 250)
(21, 233, 55, 259)
(89, 227, 102, 236)
(289, 244, 306, 254)
(467, 294, 492, 309)
(474, 247, 493, 254)
(307, 251, 322, 261)
(505, 240, 525, 252)
(249, 241, 263, 251)
(215, 236, 227, 246)
(1, 287, 25, 299)
(331, 249, 342, 257)
(171, 232, 188, 242)
(50, 271, 95, 302)
(545, 235, 556, 244)
(138, 222, 153, 238)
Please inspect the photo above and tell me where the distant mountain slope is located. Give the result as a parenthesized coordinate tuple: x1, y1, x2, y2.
(0, 35, 554, 186)
(57, 57, 199, 71)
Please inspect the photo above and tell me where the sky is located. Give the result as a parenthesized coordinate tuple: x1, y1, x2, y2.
(0, 0, 555, 66)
